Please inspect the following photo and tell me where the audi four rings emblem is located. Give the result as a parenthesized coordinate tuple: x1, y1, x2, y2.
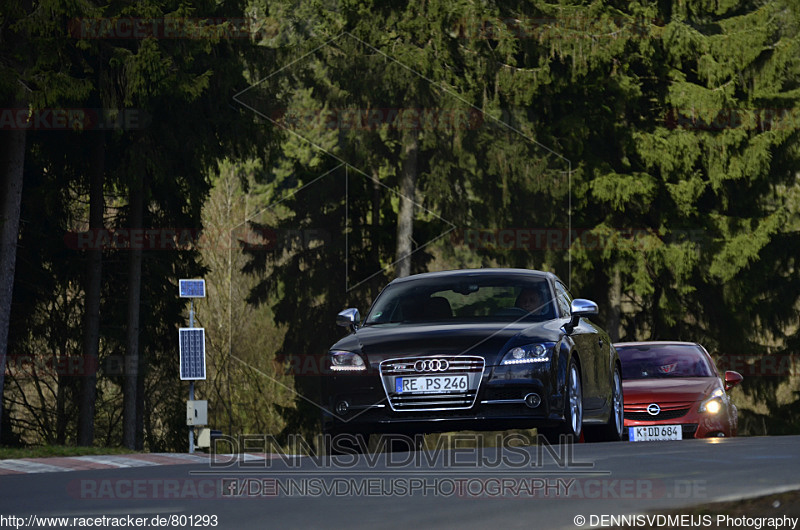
(647, 403, 661, 415)
(414, 359, 450, 372)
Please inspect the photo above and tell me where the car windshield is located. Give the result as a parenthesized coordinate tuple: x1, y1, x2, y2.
(364, 275, 556, 325)
(616, 344, 716, 380)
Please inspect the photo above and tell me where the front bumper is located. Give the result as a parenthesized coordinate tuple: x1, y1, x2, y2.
(623, 403, 734, 439)
(321, 360, 565, 434)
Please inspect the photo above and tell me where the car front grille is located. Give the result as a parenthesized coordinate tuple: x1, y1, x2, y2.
(379, 356, 484, 412)
(625, 408, 690, 421)
(624, 401, 694, 421)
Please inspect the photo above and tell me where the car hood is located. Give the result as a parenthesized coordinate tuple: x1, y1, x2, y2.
(331, 320, 564, 367)
(623, 378, 719, 404)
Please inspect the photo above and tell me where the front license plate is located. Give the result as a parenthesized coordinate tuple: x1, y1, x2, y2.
(395, 375, 469, 394)
(628, 425, 682, 442)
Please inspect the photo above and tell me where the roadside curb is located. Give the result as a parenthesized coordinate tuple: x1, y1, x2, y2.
(0, 453, 281, 475)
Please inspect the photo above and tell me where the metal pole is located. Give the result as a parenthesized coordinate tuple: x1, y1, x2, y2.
(189, 381, 195, 453)
(189, 300, 195, 453)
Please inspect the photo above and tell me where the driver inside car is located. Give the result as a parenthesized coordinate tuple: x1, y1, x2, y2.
(515, 288, 548, 316)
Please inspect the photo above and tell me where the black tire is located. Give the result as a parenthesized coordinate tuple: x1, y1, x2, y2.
(540, 358, 583, 444)
(584, 365, 624, 442)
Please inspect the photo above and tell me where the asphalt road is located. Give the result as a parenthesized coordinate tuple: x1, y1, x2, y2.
(1, 435, 798, 529)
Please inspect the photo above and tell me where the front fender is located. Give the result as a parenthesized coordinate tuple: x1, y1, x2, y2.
(551, 336, 576, 417)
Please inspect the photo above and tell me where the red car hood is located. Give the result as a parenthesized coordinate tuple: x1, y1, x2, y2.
(623, 378, 718, 404)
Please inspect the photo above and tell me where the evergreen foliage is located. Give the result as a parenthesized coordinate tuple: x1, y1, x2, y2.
(1, 0, 799, 447)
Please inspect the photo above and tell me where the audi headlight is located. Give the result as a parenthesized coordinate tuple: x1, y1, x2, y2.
(699, 388, 724, 414)
(329, 351, 366, 372)
(501, 342, 554, 365)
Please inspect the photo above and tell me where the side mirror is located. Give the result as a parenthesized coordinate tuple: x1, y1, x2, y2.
(724, 370, 743, 391)
(564, 299, 598, 334)
(336, 308, 360, 331)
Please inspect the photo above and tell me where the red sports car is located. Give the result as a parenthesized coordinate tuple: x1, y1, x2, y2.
(614, 341, 743, 441)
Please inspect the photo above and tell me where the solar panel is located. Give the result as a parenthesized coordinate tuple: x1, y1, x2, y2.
(179, 328, 206, 380)
(179, 279, 206, 298)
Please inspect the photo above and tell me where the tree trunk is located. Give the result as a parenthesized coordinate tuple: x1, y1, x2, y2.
(55, 347, 67, 444)
(123, 176, 144, 449)
(78, 135, 104, 446)
(56, 283, 69, 445)
(0, 124, 27, 444)
(651, 283, 663, 340)
(395, 132, 418, 278)
(371, 169, 382, 291)
(135, 347, 145, 450)
(607, 266, 622, 342)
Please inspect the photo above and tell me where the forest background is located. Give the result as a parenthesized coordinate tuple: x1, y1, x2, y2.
(1, 0, 798, 450)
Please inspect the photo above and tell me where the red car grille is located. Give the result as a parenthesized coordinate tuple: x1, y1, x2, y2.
(624, 401, 694, 421)
(625, 409, 690, 421)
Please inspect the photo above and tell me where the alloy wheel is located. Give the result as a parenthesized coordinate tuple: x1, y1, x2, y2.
(568, 361, 583, 437)
(612, 369, 624, 438)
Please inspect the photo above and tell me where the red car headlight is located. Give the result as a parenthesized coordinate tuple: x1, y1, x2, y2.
(699, 388, 724, 414)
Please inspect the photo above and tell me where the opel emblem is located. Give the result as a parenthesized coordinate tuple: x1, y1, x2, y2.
(647, 403, 661, 416)
(414, 358, 449, 372)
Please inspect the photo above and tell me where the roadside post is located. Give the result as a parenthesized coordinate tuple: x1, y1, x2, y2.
(178, 279, 207, 453)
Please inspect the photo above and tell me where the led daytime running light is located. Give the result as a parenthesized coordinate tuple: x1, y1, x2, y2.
(329, 351, 366, 371)
(501, 343, 554, 365)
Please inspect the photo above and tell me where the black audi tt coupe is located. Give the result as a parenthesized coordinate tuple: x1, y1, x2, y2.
(321, 268, 623, 445)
